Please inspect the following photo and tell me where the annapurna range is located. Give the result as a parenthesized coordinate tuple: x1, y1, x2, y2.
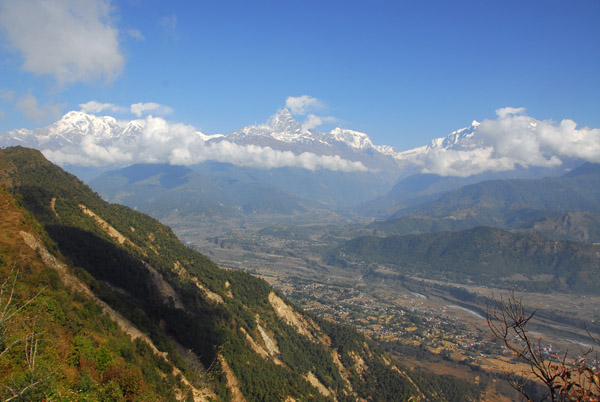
(1, 109, 404, 171)
(1, 108, 594, 208)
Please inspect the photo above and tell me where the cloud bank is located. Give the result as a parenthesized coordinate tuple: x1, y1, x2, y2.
(15, 105, 600, 177)
(0, 0, 124, 84)
(42, 115, 369, 172)
(417, 107, 600, 177)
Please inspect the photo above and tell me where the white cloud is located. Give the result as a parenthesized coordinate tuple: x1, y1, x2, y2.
(130, 102, 174, 117)
(285, 96, 335, 131)
(302, 114, 322, 131)
(419, 147, 530, 177)
(301, 114, 337, 131)
(181, 141, 368, 172)
(16, 93, 62, 124)
(40, 115, 369, 172)
(416, 107, 600, 177)
(79, 100, 126, 114)
(0, 0, 124, 85)
(495, 106, 526, 119)
(15, 103, 600, 177)
(285, 95, 322, 115)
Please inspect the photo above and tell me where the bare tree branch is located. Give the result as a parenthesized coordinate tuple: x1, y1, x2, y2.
(0, 260, 46, 402)
(487, 292, 600, 402)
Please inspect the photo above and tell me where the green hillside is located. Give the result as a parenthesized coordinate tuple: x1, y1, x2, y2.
(405, 163, 600, 220)
(0, 187, 197, 401)
(371, 163, 600, 241)
(0, 147, 479, 401)
(328, 226, 600, 293)
(515, 211, 600, 243)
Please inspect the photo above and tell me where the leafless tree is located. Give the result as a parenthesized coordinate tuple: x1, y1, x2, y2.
(487, 292, 600, 402)
(0, 262, 45, 401)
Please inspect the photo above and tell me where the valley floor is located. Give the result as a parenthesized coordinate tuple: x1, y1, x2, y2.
(170, 217, 600, 401)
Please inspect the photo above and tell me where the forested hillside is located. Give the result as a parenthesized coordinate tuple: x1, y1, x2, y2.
(328, 226, 600, 293)
(0, 147, 479, 401)
(0, 187, 201, 400)
(372, 163, 600, 241)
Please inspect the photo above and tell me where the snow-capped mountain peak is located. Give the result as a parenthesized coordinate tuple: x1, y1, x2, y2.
(427, 121, 479, 151)
(327, 127, 373, 149)
(231, 109, 316, 144)
(48, 111, 125, 144)
(268, 108, 302, 134)
(230, 110, 386, 151)
(55, 111, 119, 133)
(0, 108, 498, 176)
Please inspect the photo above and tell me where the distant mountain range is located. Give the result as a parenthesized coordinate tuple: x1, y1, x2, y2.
(0, 109, 405, 173)
(0, 108, 589, 218)
(0, 109, 582, 207)
(367, 162, 600, 242)
(0, 107, 469, 172)
(0, 108, 580, 178)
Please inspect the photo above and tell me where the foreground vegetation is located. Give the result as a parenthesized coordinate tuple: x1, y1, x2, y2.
(0, 189, 187, 401)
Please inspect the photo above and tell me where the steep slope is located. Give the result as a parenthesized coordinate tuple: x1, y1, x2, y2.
(0, 147, 479, 401)
(327, 226, 600, 293)
(0, 187, 207, 401)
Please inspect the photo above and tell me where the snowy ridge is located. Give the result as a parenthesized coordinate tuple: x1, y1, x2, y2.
(231, 109, 327, 145)
(229, 109, 398, 156)
(0, 108, 490, 175)
(327, 128, 373, 149)
(0, 108, 478, 162)
(51, 111, 124, 142)
(423, 121, 480, 151)
(1, 106, 591, 179)
(3, 108, 476, 161)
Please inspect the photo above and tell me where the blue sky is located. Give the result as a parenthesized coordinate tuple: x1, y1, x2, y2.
(0, 0, 598, 150)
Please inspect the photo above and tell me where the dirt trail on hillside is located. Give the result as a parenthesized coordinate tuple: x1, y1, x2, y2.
(79, 204, 143, 253)
(219, 355, 246, 402)
(303, 372, 335, 400)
